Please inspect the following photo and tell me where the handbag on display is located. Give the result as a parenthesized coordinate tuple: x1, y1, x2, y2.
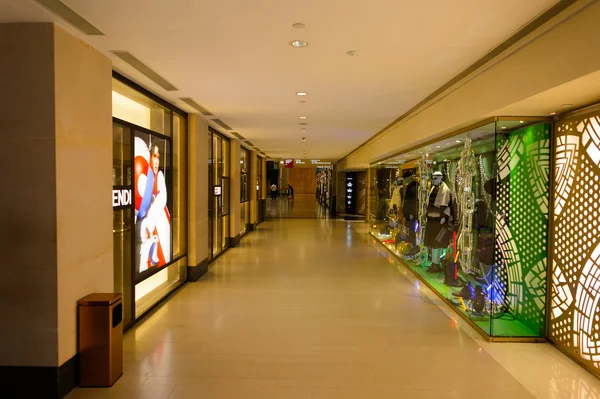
(435, 226, 451, 244)
(477, 232, 494, 265)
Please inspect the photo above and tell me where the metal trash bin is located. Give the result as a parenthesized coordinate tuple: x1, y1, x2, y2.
(78, 293, 123, 387)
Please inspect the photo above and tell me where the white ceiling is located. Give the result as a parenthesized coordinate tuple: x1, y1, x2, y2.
(1, 0, 560, 159)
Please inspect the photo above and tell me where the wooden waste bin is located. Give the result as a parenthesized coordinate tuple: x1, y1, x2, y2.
(78, 293, 123, 387)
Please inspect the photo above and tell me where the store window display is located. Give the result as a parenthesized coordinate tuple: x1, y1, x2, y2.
(112, 73, 187, 326)
(369, 119, 550, 340)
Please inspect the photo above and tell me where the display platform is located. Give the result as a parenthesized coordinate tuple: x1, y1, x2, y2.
(372, 233, 544, 341)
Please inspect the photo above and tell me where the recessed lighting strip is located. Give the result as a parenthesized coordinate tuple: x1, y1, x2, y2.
(33, 0, 104, 35)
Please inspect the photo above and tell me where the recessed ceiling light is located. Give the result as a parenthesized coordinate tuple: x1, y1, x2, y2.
(299, 116, 307, 119)
(292, 23, 305, 29)
(290, 40, 308, 48)
(346, 50, 359, 56)
(296, 92, 307, 96)
(550, 112, 556, 115)
(519, 120, 525, 123)
(455, 140, 461, 143)
(502, 126, 507, 129)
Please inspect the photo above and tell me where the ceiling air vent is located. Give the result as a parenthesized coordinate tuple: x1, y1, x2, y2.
(34, 0, 104, 35)
(212, 119, 233, 131)
(179, 98, 212, 116)
(111, 51, 178, 91)
(231, 132, 245, 140)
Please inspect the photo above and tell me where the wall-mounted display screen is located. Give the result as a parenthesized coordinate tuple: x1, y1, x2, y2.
(134, 131, 172, 281)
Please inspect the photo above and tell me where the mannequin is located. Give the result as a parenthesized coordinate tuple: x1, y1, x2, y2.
(401, 170, 418, 248)
(390, 177, 403, 210)
(425, 171, 453, 273)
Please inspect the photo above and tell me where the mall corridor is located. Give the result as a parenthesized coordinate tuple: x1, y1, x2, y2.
(67, 219, 600, 399)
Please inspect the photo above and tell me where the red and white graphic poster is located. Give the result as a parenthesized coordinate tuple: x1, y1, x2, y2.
(284, 159, 295, 168)
(134, 132, 172, 279)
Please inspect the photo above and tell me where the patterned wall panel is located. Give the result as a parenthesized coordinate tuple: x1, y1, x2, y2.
(552, 115, 600, 372)
(494, 124, 550, 336)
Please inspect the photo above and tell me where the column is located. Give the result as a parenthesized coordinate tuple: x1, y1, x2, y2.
(0, 23, 113, 397)
(249, 151, 258, 230)
(229, 140, 241, 246)
(187, 114, 209, 281)
(260, 157, 267, 220)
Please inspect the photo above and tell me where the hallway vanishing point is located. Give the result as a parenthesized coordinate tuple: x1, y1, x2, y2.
(68, 219, 600, 399)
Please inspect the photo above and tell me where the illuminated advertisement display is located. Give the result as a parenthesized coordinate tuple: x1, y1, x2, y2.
(134, 131, 172, 280)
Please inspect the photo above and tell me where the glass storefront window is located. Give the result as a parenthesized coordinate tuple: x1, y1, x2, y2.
(369, 119, 550, 339)
(135, 257, 186, 317)
(111, 74, 187, 327)
(112, 78, 172, 136)
(240, 147, 250, 203)
(208, 128, 230, 259)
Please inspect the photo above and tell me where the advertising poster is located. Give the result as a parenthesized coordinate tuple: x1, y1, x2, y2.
(134, 131, 172, 280)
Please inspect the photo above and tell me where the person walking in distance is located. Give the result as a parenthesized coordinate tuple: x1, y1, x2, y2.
(287, 184, 294, 200)
(270, 182, 278, 200)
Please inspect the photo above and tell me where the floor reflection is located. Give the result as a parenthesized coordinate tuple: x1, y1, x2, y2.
(266, 194, 329, 219)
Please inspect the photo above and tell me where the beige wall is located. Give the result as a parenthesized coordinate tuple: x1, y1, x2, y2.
(338, 1, 600, 170)
(0, 23, 113, 367)
(0, 23, 58, 367)
(54, 25, 113, 365)
(188, 115, 209, 267)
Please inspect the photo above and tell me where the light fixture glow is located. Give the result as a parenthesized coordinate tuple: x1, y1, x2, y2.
(502, 126, 507, 129)
(299, 116, 307, 119)
(290, 40, 308, 48)
(455, 140, 461, 143)
(296, 92, 307, 96)
(550, 112, 556, 115)
(519, 120, 525, 123)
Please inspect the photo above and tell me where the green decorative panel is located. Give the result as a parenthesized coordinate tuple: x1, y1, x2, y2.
(493, 124, 550, 336)
(552, 115, 600, 374)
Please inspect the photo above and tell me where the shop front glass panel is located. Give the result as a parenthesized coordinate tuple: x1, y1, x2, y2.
(112, 77, 187, 324)
(135, 256, 186, 317)
(368, 120, 549, 338)
(112, 78, 171, 136)
(222, 215, 230, 251)
(209, 129, 230, 258)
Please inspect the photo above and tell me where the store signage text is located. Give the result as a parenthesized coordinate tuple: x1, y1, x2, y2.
(112, 188, 132, 208)
(346, 173, 356, 214)
(214, 185, 222, 196)
(283, 159, 334, 168)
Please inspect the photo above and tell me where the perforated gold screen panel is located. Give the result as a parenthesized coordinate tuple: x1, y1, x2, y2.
(551, 115, 600, 374)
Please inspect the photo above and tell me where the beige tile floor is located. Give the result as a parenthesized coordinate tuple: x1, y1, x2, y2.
(68, 219, 600, 399)
(265, 194, 329, 219)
